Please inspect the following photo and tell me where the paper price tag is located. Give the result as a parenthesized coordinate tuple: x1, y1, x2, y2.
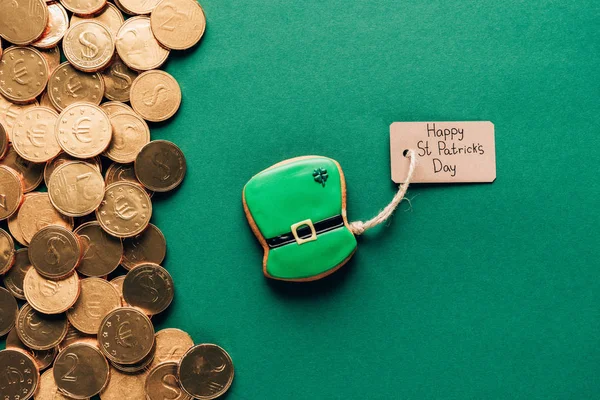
(390, 121, 496, 183)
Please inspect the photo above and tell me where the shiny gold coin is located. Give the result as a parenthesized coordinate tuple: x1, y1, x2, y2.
(96, 181, 152, 238)
(100, 100, 134, 116)
(12, 106, 62, 162)
(0, 164, 24, 220)
(39, 90, 59, 111)
(37, 368, 87, 400)
(59, 324, 98, 352)
(151, 0, 206, 50)
(5, 327, 57, 370)
(63, 21, 115, 73)
(54, 342, 110, 399)
(44, 153, 102, 186)
(71, 3, 125, 40)
(56, 103, 112, 158)
(0, 96, 39, 136)
(0, 147, 44, 192)
(39, 46, 61, 75)
(0, 349, 39, 400)
(0, 287, 18, 336)
(178, 344, 235, 400)
(48, 62, 104, 112)
(0, 46, 49, 103)
(23, 268, 80, 314)
(116, 17, 170, 71)
(29, 225, 81, 280)
(97, 307, 155, 365)
(48, 161, 105, 216)
(2, 248, 31, 299)
(61, 0, 107, 16)
(67, 277, 121, 334)
(130, 70, 181, 122)
(16, 303, 69, 350)
(0, 0, 47, 45)
(75, 221, 123, 277)
(122, 224, 166, 270)
(109, 275, 129, 306)
(0, 121, 9, 157)
(102, 56, 138, 102)
(17, 192, 74, 244)
(146, 361, 192, 400)
(150, 328, 193, 369)
(0, 227, 15, 274)
(105, 110, 150, 163)
(118, 0, 161, 15)
(123, 263, 173, 315)
(32, 3, 70, 49)
(100, 367, 147, 400)
(135, 140, 186, 192)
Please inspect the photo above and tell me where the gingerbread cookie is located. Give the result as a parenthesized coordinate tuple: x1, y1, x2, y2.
(243, 156, 357, 282)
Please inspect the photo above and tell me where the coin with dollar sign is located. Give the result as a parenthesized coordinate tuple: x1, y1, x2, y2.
(63, 21, 114, 73)
(130, 70, 181, 122)
(102, 56, 138, 102)
(135, 140, 187, 192)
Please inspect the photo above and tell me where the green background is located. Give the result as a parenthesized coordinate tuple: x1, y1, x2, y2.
(3, 1, 600, 399)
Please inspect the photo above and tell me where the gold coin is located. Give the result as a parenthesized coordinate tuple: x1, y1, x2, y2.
(0, 121, 9, 157)
(71, 3, 124, 40)
(116, 17, 170, 71)
(32, 3, 70, 49)
(178, 344, 235, 400)
(2, 248, 31, 299)
(16, 302, 69, 350)
(7, 212, 27, 246)
(44, 153, 102, 186)
(39, 90, 59, 111)
(48, 160, 105, 216)
(0, 96, 39, 136)
(130, 70, 181, 122)
(0, 147, 44, 192)
(99, 367, 147, 400)
(0, 0, 48, 45)
(102, 56, 138, 102)
(54, 342, 110, 399)
(63, 21, 115, 73)
(67, 277, 121, 334)
(97, 307, 155, 365)
(0, 287, 18, 336)
(0, 349, 39, 400)
(109, 275, 129, 306)
(0, 165, 24, 220)
(0, 227, 15, 274)
(61, 0, 107, 17)
(0, 46, 49, 103)
(122, 224, 166, 270)
(75, 221, 123, 277)
(39, 46, 61, 75)
(29, 225, 82, 280)
(17, 192, 74, 244)
(56, 103, 112, 158)
(105, 110, 150, 163)
(37, 368, 87, 400)
(23, 268, 80, 314)
(12, 106, 62, 162)
(48, 62, 104, 112)
(59, 324, 98, 352)
(5, 327, 57, 370)
(122, 263, 173, 315)
(118, 0, 161, 17)
(146, 361, 192, 400)
(150, 328, 193, 369)
(151, 0, 206, 50)
(100, 100, 134, 116)
(96, 181, 152, 238)
(134, 140, 186, 192)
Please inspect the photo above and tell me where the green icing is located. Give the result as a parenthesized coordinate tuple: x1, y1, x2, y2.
(244, 156, 357, 280)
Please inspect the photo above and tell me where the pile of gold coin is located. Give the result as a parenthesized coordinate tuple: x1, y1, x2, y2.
(0, 0, 235, 399)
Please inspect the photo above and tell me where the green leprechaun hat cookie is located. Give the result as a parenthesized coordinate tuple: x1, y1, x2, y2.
(243, 156, 358, 281)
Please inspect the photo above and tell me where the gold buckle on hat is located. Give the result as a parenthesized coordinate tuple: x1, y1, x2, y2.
(290, 219, 317, 245)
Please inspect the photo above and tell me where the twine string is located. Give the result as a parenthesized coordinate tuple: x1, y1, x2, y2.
(350, 149, 417, 235)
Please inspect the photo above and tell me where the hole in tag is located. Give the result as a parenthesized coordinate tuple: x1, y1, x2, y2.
(403, 149, 409, 157)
